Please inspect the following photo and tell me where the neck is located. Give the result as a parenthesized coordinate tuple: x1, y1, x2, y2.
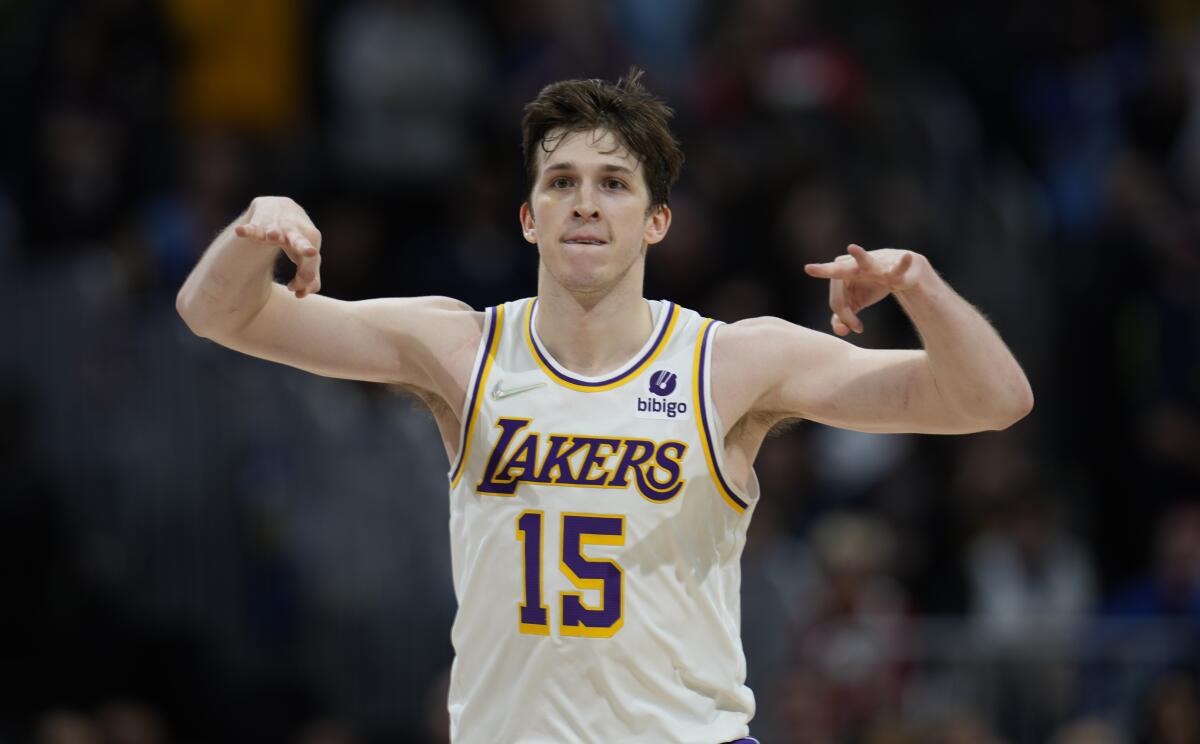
(534, 264, 653, 376)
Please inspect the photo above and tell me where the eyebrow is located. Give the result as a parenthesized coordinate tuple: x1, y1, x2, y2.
(543, 162, 636, 176)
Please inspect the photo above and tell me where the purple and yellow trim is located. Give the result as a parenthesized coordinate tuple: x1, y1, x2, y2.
(524, 299, 680, 392)
(449, 305, 504, 489)
(693, 319, 749, 513)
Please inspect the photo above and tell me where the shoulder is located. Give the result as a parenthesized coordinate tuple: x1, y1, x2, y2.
(711, 315, 833, 368)
(360, 294, 485, 335)
(714, 315, 793, 345)
(707, 317, 805, 428)
(357, 294, 487, 374)
(709, 315, 857, 425)
(371, 296, 490, 412)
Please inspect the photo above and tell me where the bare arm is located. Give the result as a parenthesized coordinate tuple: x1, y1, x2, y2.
(716, 245, 1033, 435)
(176, 197, 482, 406)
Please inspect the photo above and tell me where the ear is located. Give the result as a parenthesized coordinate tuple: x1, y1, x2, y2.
(519, 202, 537, 244)
(644, 204, 672, 245)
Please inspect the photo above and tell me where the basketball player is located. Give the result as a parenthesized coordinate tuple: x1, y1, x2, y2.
(176, 70, 1032, 743)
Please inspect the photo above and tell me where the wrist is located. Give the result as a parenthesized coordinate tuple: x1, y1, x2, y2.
(895, 252, 939, 299)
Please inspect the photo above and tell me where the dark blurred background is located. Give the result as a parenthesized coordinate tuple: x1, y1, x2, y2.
(1, 0, 1199, 742)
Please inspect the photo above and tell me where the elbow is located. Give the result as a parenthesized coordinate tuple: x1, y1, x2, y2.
(175, 288, 211, 339)
(987, 380, 1034, 431)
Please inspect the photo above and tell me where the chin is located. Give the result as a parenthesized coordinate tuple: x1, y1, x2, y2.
(559, 272, 613, 294)
(542, 257, 608, 291)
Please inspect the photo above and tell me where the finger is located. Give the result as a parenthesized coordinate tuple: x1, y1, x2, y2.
(831, 313, 851, 337)
(820, 278, 859, 333)
(265, 223, 288, 246)
(300, 254, 321, 285)
(285, 256, 311, 292)
(235, 223, 268, 242)
(277, 239, 306, 268)
(847, 244, 877, 272)
(287, 229, 318, 257)
(805, 259, 860, 280)
(297, 265, 321, 298)
(293, 254, 319, 285)
(830, 281, 863, 334)
(831, 301, 863, 335)
(889, 251, 913, 279)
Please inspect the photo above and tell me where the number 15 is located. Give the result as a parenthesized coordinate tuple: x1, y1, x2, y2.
(516, 511, 625, 638)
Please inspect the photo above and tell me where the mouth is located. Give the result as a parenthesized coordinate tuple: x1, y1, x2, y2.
(562, 236, 608, 246)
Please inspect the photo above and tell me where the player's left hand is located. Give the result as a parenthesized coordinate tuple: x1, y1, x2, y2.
(804, 244, 925, 336)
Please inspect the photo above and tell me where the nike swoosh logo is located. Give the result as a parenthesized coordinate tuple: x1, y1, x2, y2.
(492, 381, 546, 400)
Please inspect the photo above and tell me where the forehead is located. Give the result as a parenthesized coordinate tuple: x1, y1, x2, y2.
(536, 128, 641, 173)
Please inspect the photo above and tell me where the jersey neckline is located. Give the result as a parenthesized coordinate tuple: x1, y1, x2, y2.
(524, 298, 680, 392)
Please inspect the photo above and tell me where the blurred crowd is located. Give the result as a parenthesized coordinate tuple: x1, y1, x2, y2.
(2, 0, 1199, 742)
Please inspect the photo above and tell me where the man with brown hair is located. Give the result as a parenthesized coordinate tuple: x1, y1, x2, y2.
(176, 69, 1032, 743)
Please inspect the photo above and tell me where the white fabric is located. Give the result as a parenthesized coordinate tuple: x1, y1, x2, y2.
(446, 298, 758, 744)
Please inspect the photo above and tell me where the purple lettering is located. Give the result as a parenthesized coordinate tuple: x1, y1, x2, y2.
(577, 438, 621, 486)
(476, 418, 531, 495)
(534, 435, 586, 484)
(606, 439, 656, 489)
(641, 440, 687, 501)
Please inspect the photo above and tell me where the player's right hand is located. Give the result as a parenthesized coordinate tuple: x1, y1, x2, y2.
(234, 196, 323, 299)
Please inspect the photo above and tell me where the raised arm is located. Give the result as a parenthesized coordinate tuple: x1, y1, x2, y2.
(714, 245, 1033, 435)
(175, 197, 483, 411)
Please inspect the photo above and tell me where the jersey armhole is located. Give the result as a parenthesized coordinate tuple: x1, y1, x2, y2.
(448, 304, 504, 487)
(693, 319, 753, 513)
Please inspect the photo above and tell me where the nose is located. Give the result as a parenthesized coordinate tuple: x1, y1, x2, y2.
(572, 183, 601, 221)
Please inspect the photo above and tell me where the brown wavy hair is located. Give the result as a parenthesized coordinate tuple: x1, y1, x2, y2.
(521, 67, 684, 211)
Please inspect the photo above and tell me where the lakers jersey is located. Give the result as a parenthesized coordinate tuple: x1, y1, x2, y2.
(446, 298, 759, 744)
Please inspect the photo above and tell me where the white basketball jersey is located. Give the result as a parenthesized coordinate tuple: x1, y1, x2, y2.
(446, 297, 759, 744)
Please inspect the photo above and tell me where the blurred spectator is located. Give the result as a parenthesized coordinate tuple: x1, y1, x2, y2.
(1136, 674, 1200, 744)
(925, 709, 1007, 744)
(20, 0, 171, 252)
(772, 667, 837, 744)
(1106, 504, 1200, 619)
(741, 449, 822, 742)
(131, 131, 253, 300)
(788, 511, 912, 739)
(487, 0, 626, 114)
(28, 101, 127, 248)
(165, 0, 304, 134)
(94, 699, 167, 744)
(33, 709, 100, 744)
(324, 0, 488, 187)
(1141, 402, 1200, 478)
(610, 0, 701, 96)
(860, 715, 920, 744)
(965, 490, 1095, 742)
(967, 492, 1095, 648)
(1048, 716, 1125, 744)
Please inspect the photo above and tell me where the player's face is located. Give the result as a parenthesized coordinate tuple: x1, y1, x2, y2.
(520, 129, 670, 294)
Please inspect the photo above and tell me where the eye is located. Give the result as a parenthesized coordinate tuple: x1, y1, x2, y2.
(550, 176, 573, 189)
(603, 178, 627, 190)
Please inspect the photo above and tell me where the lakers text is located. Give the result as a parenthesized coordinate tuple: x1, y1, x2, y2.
(476, 417, 687, 502)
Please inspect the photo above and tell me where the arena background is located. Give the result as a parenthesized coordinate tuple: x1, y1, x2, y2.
(2, 0, 1198, 742)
